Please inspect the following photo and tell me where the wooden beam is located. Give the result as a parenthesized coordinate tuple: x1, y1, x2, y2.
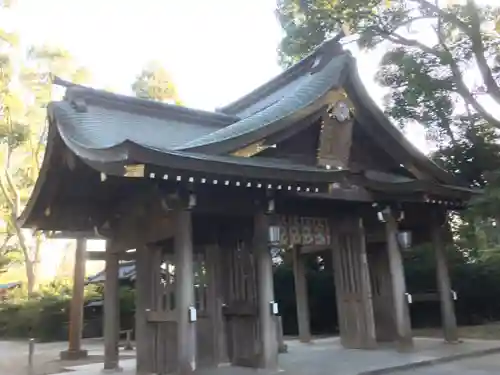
(86, 251, 135, 261)
(146, 310, 176, 323)
(48, 231, 104, 239)
(300, 245, 330, 255)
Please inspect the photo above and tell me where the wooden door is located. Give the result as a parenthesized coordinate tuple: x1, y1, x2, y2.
(222, 242, 260, 367)
(150, 248, 177, 375)
(194, 249, 218, 367)
(135, 246, 177, 375)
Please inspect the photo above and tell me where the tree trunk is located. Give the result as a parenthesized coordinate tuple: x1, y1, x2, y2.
(25, 258, 36, 297)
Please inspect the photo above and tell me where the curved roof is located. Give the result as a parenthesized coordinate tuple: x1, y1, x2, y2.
(47, 38, 462, 186)
(19, 35, 476, 231)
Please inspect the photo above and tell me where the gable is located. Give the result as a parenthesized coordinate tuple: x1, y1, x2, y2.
(253, 97, 426, 182)
(256, 116, 322, 165)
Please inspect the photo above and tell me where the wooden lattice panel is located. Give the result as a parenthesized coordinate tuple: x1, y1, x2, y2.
(278, 215, 331, 247)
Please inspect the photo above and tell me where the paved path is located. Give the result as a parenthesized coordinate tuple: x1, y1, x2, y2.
(2, 337, 500, 375)
(58, 337, 500, 375)
(279, 337, 500, 375)
(390, 353, 500, 375)
(0, 339, 133, 375)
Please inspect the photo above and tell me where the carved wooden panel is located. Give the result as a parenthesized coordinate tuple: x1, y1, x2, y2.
(317, 96, 355, 168)
(278, 215, 331, 247)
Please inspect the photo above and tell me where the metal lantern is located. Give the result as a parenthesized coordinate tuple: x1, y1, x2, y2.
(397, 230, 412, 250)
(268, 225, 281, 247)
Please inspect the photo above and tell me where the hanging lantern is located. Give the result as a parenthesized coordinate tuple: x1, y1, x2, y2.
(397, 231, 412, 250)
(268, 225, 281, 247)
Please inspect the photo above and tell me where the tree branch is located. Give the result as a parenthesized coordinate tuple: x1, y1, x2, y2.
(373, 16, 500, 129)
(412, 0, 500, 105)
(410, 0, 471, 33)
(4, 169, 19, 217)
(465, 0, 500, 105)
(0, 174, 15, 212)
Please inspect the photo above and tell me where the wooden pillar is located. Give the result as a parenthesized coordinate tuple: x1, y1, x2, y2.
(331, 217, 376, 349)
(292, 246, 311, 343)
(368, 243, 397, 343)
(60, 238, 88, 360)
(254, 211, 278, 370)
(103, 240, 121, 371)
(384, 208, 413, 350)
(135, 246, 154, 374)
(175, 210, 196, 375)
(431, 210, 459, 343)
(207, 244, 227, 365)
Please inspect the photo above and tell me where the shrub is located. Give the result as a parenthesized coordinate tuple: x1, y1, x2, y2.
(0, 280, 135, 342)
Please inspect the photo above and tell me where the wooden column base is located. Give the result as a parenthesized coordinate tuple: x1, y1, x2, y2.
(60, 349, 88, 360)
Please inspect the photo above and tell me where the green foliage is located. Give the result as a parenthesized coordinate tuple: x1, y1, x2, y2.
(277, 0, 500, 259)
(0, 281, 135, 341)
(275, 241, 500, 335)
(132, 61, 182, 104)
(0, 0, 91, 294)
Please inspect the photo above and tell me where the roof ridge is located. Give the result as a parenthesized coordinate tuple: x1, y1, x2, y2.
(217, 32, 346, 115)
(53, 76, 240, 126)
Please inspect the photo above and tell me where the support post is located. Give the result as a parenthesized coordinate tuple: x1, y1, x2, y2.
(292, 246, 311, 343)
(206, 244, 226, 365)
(60, 238, 88, 360)
(384, 208, 413, 350)
(255, 211, 278, 370)
(431, 210, 459, 343)
(103, 240, 121, 372)
(135, 246, 154, 374)
(175, 210, 196, 375)
(331, 217, 377, 349)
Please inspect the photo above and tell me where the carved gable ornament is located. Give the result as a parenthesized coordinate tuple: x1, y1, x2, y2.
(317, 91, 355, 170)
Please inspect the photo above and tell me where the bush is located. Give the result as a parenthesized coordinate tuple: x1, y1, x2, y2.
(274, 244, 500, 335)
(0, 280, 135, 342)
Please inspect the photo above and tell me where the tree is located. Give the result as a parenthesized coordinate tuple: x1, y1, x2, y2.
(0, 0, 90, 295)
(276, 0, 500, 255)
(276, 0, 500, 127)
(0, 1, 30, 277)
(131, 61, 182, 104)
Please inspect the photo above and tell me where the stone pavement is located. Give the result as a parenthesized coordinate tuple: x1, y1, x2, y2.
(56, 337, 500, 375)
(0, 339, 134, 375)
(389, 353, 500, 374)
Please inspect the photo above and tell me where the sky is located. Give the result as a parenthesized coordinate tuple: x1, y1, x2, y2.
(8, 0, 285, 110)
